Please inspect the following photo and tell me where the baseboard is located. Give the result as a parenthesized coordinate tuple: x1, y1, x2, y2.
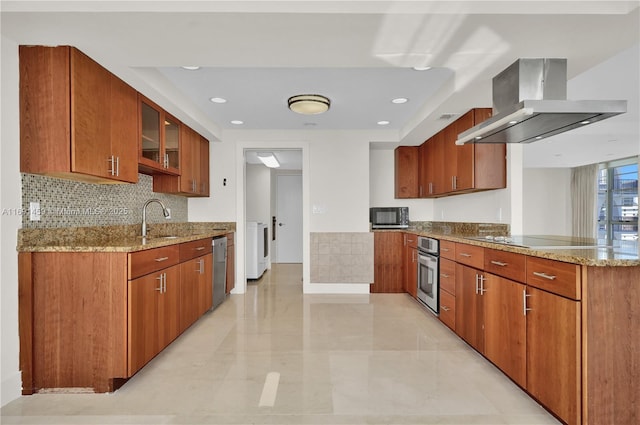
(1, 370, 22, 407)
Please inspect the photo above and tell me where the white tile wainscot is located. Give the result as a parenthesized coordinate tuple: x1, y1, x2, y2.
(310, 233, 374, 283)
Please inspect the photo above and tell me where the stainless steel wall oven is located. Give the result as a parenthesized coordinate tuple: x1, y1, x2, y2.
(417, 236, 439, 315)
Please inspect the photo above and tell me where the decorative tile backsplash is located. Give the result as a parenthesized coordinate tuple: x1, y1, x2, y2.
(310, 232, 374, 284)
(21, 173, 188, 228)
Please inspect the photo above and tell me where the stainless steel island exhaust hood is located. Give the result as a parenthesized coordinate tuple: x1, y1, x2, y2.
(456, 58, 627, 145)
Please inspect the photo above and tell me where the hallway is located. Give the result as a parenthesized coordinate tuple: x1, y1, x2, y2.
(1, 264, 559, 424)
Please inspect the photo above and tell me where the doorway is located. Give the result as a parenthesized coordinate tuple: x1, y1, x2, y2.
(243, 149, 303, 285)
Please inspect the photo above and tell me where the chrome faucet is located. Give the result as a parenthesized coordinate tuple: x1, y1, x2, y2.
(142, 199, 170, 238)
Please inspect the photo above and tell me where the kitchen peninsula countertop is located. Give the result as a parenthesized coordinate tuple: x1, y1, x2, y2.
(17, 222, 235, 253)
(375, 227, 639, 267)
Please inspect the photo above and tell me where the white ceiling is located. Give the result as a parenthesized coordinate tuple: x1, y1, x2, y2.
(1, 1, 639, 168)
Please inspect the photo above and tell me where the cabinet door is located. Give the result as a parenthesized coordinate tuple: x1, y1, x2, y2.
(527, 286, 581, 425)
(443, 122, 459, 193)
(199, 254, 213, 315)
(179, 125, 196, 193)
(372, 232, 404, 293)
(109, 74, 138, 183)
(139, 98, 162, 169)
(403, 244, 418, 298)
(226, 235, 235, 294)
(483, 273, 526, 388)
(199, 136, 210, 196)
(164, 114, 180, 171)
(70, 48, 112, 179)
(455, 263, 484, 352)
(394, 146, 419, 198)
(128, 271, 162, 376)
(157, 265, 180, 351)
(179, 258, 201, 333)
(453, 110, 476, 191)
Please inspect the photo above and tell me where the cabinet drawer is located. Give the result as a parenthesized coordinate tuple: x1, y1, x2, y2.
(455, 243, 484, 269)
(179, 238, 212, 262)
(129, 245, 179, 279)
(526, 256, 581, 300)
(404, 233, 418, 249)
(439, 289, 456, 331)
(484, 248, 526, 283)
(440, 258, 456, 295)
(440, 240, 456, 260)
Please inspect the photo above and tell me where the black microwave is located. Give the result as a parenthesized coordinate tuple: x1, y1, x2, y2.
(370, 207, 409, 229)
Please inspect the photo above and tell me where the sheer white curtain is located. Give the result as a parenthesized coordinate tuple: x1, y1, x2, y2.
(571, 164, 599, 238)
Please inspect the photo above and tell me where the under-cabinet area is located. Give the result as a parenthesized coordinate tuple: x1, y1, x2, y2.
(18, 230, 234, 395)
(372, 230, 639, 425)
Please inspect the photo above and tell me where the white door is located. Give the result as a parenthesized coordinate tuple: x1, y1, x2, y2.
(275, 174, 303, 263)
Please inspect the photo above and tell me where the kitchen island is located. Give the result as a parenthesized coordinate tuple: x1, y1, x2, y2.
(17, 222, 235, 395)
(383, 225, 638, 425)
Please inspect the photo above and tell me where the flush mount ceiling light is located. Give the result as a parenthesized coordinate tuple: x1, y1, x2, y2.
(257, 152, 280, 168)
(210, 97, 227, 103)
(181, 66, 200, 70)
(288, 94, 330, 115)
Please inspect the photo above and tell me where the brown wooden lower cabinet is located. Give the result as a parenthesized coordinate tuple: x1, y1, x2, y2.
(372, 232, 404, 293)
(455, 263, 484, 352)
(526, 285, 581, 425)
(18, 236, 226, 394)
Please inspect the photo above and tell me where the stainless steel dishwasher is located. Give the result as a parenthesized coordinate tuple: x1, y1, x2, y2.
(211, 236, 227, 310)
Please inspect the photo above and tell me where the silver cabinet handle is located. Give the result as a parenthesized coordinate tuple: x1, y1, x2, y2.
(452, 175, 457, 190)
(441, 305, 450, 312)
(460, 253, 472, 257)
(532, 271, 556, 280)
(107, 155, 116, 176)
(490, 260, 508, 267)
(155, 274, 163, 292)
(195, 246, 205, 251)
(475, 273, 479, 294)
(196, 259, 204, 274)
(163, 273, 167, 293)
(155, 256, 169, 262)
(441, 247, 450, 252)
(164, 153, 169, 168)
(429, 182, 433, 194)
(523, 289, 532, 316)
(115, 156, 120, 176)
(441, 273, 450, 278)
(478, 274, 486, 295)
(412, 249, 416, 263)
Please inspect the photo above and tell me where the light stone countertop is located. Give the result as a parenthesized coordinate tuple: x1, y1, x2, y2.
(403, 229, 640, 267)
(17, 222, 235, 253)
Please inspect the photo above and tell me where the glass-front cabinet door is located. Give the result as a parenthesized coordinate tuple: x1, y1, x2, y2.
(138, 94, 180, 175)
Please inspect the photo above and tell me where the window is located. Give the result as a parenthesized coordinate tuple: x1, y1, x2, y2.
(597, 157, 638, 251)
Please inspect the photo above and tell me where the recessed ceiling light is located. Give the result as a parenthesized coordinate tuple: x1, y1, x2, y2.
(230, 120, 244, 125)
(580, 120, 591, 125)
(475, 136, 482, 140)
(377, 120, 390, 125)
(392, 98, 408, 104)
(181, 66, 200, 70)
(412, 66, 432, 71)
(508, 120, 518, 124)
(210, 97, 227, 104)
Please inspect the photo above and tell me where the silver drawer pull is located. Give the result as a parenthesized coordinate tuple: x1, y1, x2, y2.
(533, 271, 556, 280)
(441, 306, 450, 312)
(490, 260, 508, 267)
(195, 247, 205, 251)
(441, 247, 450, 252)
(441, 273, 450, 278)
(460, 253, 472, 257)
(154, 256, 169, 262)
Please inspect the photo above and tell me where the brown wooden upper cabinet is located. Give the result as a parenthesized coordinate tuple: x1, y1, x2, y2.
(20, 46, 138, 183)
(394, 108, 506, 198)
(138, 95, 181, 175)
(153, 125, 210, 197)
(394, 146, 420, 198)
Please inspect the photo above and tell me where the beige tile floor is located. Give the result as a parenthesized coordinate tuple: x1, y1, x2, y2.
(1, 264, 560, 425)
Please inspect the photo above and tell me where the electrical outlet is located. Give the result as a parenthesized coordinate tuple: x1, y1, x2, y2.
(30, 202, 41, 221)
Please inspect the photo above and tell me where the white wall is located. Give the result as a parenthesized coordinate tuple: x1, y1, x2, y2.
(245, 164, 271, 224)
(522, 168, 572, 236)
(369, 148, 434, 221)
(1, 36, 23, 406)
(188, 139, 237, 222)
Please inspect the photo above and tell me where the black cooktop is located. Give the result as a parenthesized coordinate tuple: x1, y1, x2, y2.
(464, 235, 612, 249)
